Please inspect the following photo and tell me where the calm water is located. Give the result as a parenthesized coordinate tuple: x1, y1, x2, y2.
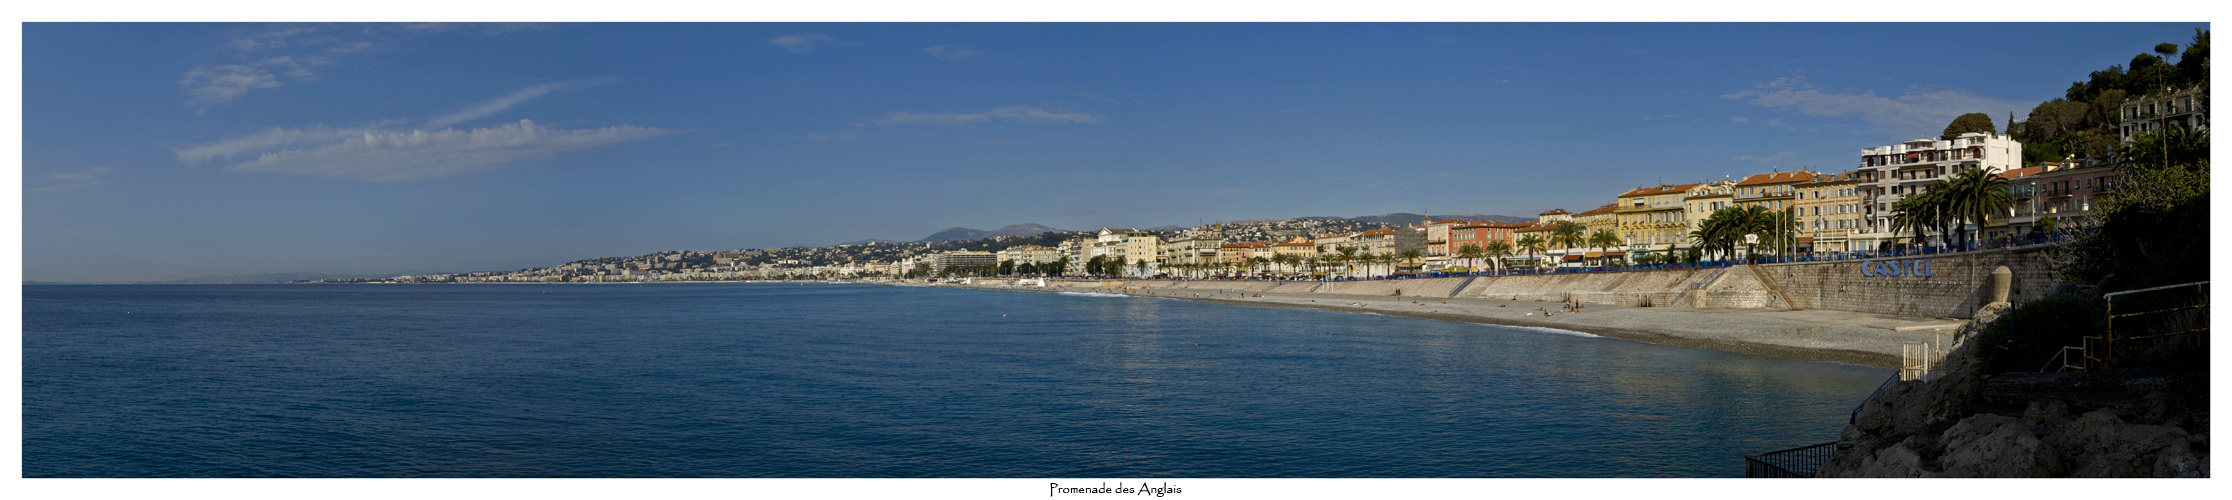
(23, 284, 1886, 477)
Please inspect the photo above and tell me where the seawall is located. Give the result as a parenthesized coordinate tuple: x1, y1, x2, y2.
(1038, 245, 2053, 320)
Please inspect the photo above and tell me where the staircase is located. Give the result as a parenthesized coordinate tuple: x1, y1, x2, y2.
(1747, 263, 1803, 310)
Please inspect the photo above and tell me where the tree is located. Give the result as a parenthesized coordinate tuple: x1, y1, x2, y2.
(1587, 229, 1622, 266)
(1484, 241, 1513, 273)
(1939, 167, 2013, 250)
(2031, 216, 2057, 237)
(1890, 191, 1944, 248)
(1516, 235, 1547, 269)
(1551, 221, 1585, 255)
(1942, 112, 1997, 138)
(1334, 246, 1359, 277)
(1455, 244, 1484, 272)
(1398, 248, 1423, 274)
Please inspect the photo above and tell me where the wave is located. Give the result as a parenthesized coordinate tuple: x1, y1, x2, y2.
(1057, 292, 1132, 298)
(1493, 325, 1604, 338)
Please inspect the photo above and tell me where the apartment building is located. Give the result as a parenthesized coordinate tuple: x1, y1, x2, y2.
(1851, 132, 2024, 249)
(996, 245, 1060, 265)
(1616, 183, 1698, 257)
(1160, 235, 1223, 267)
(1683, 180, 1737, 241)
(1791, 172, 1866, 253)
(2120, 85, 2208, 143)
(927, 251, 997, 270)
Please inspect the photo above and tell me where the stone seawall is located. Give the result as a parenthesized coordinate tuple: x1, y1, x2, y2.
(1754, 246, 2056, 319)
(1040, 245, 2054, 319)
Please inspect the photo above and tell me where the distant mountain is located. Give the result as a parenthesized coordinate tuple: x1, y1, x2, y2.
(916, 223, 1072, 242)
(835, 238, 899, 246)
(1142, 225, 1186, 232)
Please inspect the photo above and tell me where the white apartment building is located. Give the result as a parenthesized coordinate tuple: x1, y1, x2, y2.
(2120, 86, 2208, 143)
(1850, 132, 2023, 249)
(996, 245, 1060, 265)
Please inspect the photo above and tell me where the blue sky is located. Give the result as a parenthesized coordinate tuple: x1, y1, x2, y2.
(19, 22, 2207, 282)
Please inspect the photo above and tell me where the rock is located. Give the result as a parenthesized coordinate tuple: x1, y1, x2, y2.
(1854, 437, 1931, 478)
(1935, 414, 2052, 477)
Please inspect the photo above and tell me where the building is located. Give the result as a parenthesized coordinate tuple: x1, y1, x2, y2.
(1791, 171, 1866, 253)
(1986, 164, 2049, 243)
(1088, 228, 1161, 276)
(1058, 238, 1089, 275)
(1160, 235, 1223, 268)
(1571, 204, 1620, 264)
(2120, 85, 2208, 143)
(1448, 221, 1521, 270)
(1270, 237, 1319, 264)
(1733, 170, 1818, 214)
(1418, 217, 1468, 271)
(927, 251, 997, 270)
(1851, 132, 2024, 249)
(1616, 183, 1699, 259)
(996, 245, 1059, 265)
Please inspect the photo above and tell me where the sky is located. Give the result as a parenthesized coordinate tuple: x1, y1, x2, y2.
(18, 21, 2210, 282)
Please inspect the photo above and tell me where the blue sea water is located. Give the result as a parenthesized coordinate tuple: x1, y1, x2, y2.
(22, 283, 1887, 477)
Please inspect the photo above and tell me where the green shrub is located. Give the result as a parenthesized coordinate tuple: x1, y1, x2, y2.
(1974, 294, 2108, 373)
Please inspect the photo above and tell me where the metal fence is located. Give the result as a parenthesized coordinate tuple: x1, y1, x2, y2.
(1744, 441, 1838, 478)
(2098, 281, 2209, 370)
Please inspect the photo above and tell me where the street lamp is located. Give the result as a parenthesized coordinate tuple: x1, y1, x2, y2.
(1744, 233, 1759, 263)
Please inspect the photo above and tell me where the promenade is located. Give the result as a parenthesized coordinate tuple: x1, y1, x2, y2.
(947, 281, 1960, 369)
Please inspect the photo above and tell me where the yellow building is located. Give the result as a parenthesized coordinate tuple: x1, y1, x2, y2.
(1616, 183, 1699, 256)
(1683, 180, 1737, 244)
(1733, 170, 1818, 213)
(1792, 171, 1865, 253)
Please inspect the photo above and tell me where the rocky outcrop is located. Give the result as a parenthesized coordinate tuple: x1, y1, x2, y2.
(1817, 316, 2210, 477)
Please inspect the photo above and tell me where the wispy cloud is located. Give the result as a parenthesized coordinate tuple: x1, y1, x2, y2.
(33, 167, 113, 191)
(182, 23, 543, 108)
(178, 85, 676, 182)
(219, 120, 676, 182)
(48, 167, 113, 182)
(769, 34, 837, 54)
(921, 45, 981, 60)
(424, 77, 617, 129)
(1723, 76, 2027, 139)
(874, 106, 1097, 126)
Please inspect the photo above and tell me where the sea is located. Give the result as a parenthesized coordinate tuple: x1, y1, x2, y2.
(22, 283, 1888, 477)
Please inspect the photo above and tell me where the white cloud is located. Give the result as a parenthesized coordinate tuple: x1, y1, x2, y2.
(177, 125, 370, 164)
(769, 34, 835, 54)
(179, 64, 282, 105)
(921, 45, 982, 60)
(1724, 77, 2027, 139)
(874, 106, 1098, 126)
(219, 119, 677, 182)
(424, 77, 617, 129)
(48, 167, 112, 182)
(182, 24, 542, 108)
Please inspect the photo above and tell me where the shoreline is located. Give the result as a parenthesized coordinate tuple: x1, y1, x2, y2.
(944, 282, 1961, 370)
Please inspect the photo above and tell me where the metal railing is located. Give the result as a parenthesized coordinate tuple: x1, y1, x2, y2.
(2099, 281, 2210, 370)
(1745, 442, 1838, 478)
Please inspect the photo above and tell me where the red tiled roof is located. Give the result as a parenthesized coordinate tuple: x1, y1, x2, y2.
(1538, 209, 1569, 216)
(1577, 203, 1619, 216)
(1618, 183, 1703, 197)
(1998, 166, 2045, 180)
(1734, 170, 1817, 187)
(1357, 229, 1398, 236)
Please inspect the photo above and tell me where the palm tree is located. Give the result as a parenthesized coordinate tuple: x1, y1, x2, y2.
(1398, 248, 1423, 274)
(1247, 256, 1270, 277)
(1455, 244, 1484, 272)
(1516, 234, 1548, 270)
(1483, 241, 1513, 273)
(1588, 229, 1622, 266)
(1303, 256, 1322, 278)
(1890, 191, 1943, 249)
(1334, 246, 1359, 277)
(1550, 221, 1585, 266)
(1939, 167, 2013, 250)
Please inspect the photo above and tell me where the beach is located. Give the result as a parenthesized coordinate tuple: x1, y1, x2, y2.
(945, 281, 1962, 369)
